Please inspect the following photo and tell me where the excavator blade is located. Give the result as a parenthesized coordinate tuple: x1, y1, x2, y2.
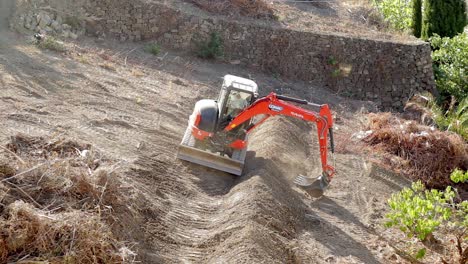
(294, 174, 330, 197)
(177, 126, 246, 176)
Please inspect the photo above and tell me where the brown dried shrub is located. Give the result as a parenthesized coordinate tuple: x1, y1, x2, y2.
(0, 201, 129, 263)
(0, 135, 132, 262)
(363, 113, 468, 190)
(190, 0, 275, 19)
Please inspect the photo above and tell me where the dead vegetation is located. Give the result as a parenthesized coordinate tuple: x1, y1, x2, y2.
(363, 113, 468, 194)
(189, 0, 275, 19)
(0, 134, 134, 263)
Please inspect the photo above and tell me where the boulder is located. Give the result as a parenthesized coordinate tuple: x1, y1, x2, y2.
(61, 30, 70, 38)
(55, 15, 63, 25)
(62, 24, 72, 31)
(51, 21, 61, 31)
(38, 13, 52, 28)
(69, 32, 78, 40)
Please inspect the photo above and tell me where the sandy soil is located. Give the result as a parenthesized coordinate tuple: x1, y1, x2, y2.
(0, 5, 422, 263)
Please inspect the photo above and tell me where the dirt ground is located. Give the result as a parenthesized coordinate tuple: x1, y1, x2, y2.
(170, 0, 413, 42)
(0, 4, 430, 263)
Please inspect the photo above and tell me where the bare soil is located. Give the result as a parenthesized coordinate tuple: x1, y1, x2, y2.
(168, 0, 414, 42)
(0, 5, 440, 263)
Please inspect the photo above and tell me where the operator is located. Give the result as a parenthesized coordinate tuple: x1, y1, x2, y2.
(228, 91, 248, 116)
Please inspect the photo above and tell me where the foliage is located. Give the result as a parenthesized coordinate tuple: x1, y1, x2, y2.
(37, 37, 67, 52)
(425, 95, 468, 140)
(451, 169, 468, 183)
(372, 0, 413, 31)
(145, 43, 161, 56)
(385, 181, 468, 262)
(430, 33, 468, 104)
(385, 181, 453, 241)
(197, 32, 223, 59)
(422, 0, 467, 39)
(412, 0, 422, 37)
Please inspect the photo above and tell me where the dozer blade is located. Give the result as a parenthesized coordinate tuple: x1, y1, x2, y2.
(177, 126, 245, 176)
(294, 174, 330, 197)
(177, 145, 244, 175)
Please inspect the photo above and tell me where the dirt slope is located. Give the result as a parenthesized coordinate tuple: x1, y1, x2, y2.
(1, 8, 413, 263)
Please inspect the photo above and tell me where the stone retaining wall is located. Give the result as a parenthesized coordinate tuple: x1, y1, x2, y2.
(13, 0, 437, 109)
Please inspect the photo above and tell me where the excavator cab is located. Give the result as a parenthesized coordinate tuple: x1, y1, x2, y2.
(217, 77, 257, 130)
(177, 75, 258, 175)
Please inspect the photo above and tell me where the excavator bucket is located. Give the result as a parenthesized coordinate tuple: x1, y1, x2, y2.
(177, 126, 246, 176)
(294, 174, 330, 197)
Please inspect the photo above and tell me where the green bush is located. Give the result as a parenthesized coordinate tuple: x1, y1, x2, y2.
(419, 93, 467, 140)
(385, 181, 468, 262)
(412, 0, 422, 37)
(145, 43, 161, 56)
(37, 37, 67, 52)
(385, 181, 453, 242)
(422, 0, 467, 39)
(196, 32, 223, 59)
(373, 0, 413, 31)
(430, 33, 468, 104)
(451, 169, 468, 183)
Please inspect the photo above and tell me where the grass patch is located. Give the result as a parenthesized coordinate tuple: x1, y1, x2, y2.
(99, 62, 117, 72)
(145, 43, 161, 56)
(131, 69, 145, 77)
(197, 32, 223, 59)
(37, 37, 67, 52)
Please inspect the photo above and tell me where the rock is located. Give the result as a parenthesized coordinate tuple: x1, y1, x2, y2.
(62, 24, 72, 31)
(44, 26, 53, 33)
(38, 13, 52, 28)
(61, 30, 70, 38)
(69, 32, 78, 40)
(51, 21, 61, 31)
(77, 28, 86, 36)
(55, 15, 63, 25)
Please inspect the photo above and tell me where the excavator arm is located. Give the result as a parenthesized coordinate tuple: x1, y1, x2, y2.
(225, 92, 336, 180)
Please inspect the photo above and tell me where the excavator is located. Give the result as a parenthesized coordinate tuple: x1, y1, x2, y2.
(177, 75, 336, 197)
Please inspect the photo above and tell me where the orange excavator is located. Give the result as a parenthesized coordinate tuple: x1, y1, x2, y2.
(177, 75, 336, 197)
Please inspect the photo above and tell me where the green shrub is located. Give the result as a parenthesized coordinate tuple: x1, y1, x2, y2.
(450, 169, 468, 183)
(412, 0, 422, 37)
(145, 43, 161, 56)
(422, 0, 467, 39)
(385, 181, 468, 262)
(37, 37, 67, 52)
(372, 0, 413, 31)
(430, 33, 468, 104)
(419, 93, 468, 140)
(197, 32, 223, 59)
(385, 181, 453, 242)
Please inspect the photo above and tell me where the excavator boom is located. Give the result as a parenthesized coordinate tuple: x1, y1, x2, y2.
(224, 93, 335, 179)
